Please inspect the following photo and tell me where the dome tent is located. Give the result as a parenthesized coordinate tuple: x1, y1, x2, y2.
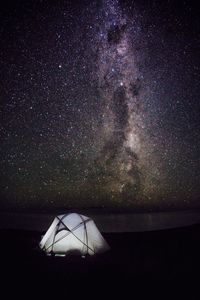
(39, 213, 110, 257)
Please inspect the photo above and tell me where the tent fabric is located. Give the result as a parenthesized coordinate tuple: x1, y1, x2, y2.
(39, 213, 110, 256)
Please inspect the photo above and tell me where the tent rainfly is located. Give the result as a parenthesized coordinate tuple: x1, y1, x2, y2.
(39, 213, 110, 256)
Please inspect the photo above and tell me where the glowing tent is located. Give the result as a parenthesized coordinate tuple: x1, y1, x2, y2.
(39, 213, 110, 256)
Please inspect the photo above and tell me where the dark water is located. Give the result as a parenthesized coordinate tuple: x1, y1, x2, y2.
(1, 210, 200, 232)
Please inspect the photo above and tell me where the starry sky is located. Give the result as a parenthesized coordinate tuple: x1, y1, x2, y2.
(0, 0, 200, 212)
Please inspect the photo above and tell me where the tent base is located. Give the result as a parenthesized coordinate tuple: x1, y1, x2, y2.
(46, 253, 66, 257)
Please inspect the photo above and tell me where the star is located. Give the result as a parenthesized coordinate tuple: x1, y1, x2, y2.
(0, 0, 199, 211)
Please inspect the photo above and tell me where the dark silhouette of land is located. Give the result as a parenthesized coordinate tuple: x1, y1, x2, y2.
(1, 224, 200, 299)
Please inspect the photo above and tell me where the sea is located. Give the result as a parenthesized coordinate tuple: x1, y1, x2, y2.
(0, 209, 200, 232)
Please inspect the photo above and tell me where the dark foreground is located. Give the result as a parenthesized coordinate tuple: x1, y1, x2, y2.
(1, 224, 200, 299)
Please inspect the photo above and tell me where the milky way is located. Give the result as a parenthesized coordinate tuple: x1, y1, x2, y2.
(0, 0, 200, 211)
(91, 0, 158, 204)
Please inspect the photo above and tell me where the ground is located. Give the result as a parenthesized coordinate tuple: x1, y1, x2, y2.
(1, 225, 200, 299)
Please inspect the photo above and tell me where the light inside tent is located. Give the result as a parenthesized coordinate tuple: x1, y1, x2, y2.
(40, 213, 110, 256)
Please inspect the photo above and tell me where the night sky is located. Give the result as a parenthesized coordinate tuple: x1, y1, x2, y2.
(1, 0, 200, 211)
